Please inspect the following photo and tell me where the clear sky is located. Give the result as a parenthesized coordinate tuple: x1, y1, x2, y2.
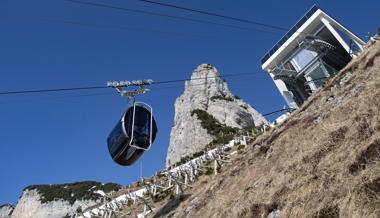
(0, 0, 379, 205)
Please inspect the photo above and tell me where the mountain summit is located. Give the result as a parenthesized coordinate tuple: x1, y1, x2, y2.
(166, 64, 267, 167)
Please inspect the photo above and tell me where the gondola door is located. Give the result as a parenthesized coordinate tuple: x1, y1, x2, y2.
(126, 102, 156, 150)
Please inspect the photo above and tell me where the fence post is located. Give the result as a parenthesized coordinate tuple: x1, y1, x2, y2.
(175, 184, 179, 195)
(184, 173, 188, 185)
(214, 160, 218, 175)
(168, 175, 172, 187)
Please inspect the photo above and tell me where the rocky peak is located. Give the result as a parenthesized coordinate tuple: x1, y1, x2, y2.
(166, 64, 267, 167)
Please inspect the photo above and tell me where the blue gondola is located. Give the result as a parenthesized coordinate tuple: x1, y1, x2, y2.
(107, 102, 157, 166)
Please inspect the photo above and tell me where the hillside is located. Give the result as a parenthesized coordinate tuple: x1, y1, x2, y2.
(148, 39, 380, 217)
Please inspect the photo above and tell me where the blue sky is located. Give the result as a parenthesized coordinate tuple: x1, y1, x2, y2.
(0, 0, 379, 204)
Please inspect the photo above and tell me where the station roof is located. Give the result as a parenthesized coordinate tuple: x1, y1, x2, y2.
(260, 5, 365, 72)
(260, 5, 320, 66)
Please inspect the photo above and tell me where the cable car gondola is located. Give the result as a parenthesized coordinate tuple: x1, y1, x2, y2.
(107, 102, 157, 166)
(106, 80, 157, 166)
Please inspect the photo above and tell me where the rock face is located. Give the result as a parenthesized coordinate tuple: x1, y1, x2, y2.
(10, 189, 98, 218)
(166, 64, 267, 167)
(4, 181, 120, 218)
(0, 204, 14, 218)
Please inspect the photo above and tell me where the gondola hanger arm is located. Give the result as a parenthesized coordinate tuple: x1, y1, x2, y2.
(107, 79, 154, 97)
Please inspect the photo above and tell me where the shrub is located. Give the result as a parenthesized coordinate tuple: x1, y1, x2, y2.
(192, 150, 204, 158)
(204, 167, 214, 175)
(237, 144, 245, 151)
(76, 206, 82, 213)
(191, 109, 237, 147)
(151, 193, 163, 203)
(191, 109, 220, 135)
(171, 109, 246, 167)
(258, 145, 270, 156)
(224, 147, 232, 152)
(240, 105, 248, 110)
(169, 193, 175, 199)
(101, 183, 121, 193)
(173, 152, 200, 167)
(210, 95, 234, 102)
(177, 155, 191, 165)
(127, 200, 132, 207)
(313, 205, 339, 218)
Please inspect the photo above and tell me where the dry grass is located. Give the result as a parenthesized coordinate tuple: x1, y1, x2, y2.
(132, 40, 380, 218)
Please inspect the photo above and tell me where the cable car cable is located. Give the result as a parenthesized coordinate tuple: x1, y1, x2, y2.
(0, 72, 266, 96)
(262, 108, 293, 116)
(17, 16, 212, 39)
(135, 0, 356, 57)
(62, 0, 358, 66)
(136, 0, 288, 31)
(63, 0, 352, 59)
(152, 72, 265, 85)
(0, 76, 267, 105)
(151, 75, 268, 90)
(135, 0, 333, 38)
(0, 85, 109, 95)
(64, 0, 283, 35)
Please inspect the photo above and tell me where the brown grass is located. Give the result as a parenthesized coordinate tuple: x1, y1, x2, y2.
(349, 139, 380, 174)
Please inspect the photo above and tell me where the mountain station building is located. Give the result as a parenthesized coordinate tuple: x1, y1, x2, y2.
(261, 5, 366, 108)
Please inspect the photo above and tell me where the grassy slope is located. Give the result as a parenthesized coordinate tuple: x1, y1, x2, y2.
(149, 40, 380, 218)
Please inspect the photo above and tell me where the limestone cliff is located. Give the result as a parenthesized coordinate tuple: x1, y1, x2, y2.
(166, 64, 267, 167)
(6, 181, 120, 218)
(10, 189, 97, 218)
